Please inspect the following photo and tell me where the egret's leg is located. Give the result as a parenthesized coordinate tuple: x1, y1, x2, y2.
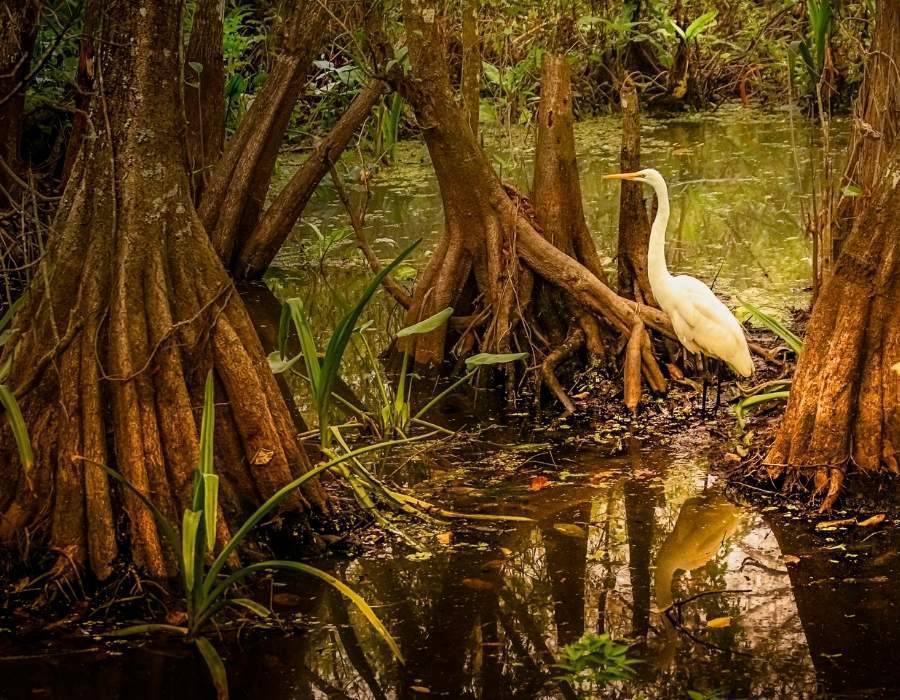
(700, 354, 708, 418)
(713, 360, 723, 413)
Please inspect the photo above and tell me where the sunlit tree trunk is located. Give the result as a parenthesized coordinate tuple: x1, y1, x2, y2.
(0, 0, 324, 581)
(0, 0, 41, 208)
(766, 144, 900, 508)
(460, 0, 480, 138)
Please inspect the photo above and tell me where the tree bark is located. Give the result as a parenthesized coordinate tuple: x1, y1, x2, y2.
(199, 1, 329, 267)
(235, 79, 387, 279)
(185, 0, 226, 200)
(615, 78, 655, 306)
(766, 145, 900, 509)
(0, 0, 41, 209)
(393, 1, 670, 410)
(0, 0, 324, 581)
(830, 0, 900, 263)
(460, 0, 480, 138)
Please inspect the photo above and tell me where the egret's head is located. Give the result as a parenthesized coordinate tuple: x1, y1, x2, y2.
(603, 168, 666, 190)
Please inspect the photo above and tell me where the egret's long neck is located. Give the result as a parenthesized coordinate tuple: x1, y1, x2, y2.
(647, 180, 672, 290)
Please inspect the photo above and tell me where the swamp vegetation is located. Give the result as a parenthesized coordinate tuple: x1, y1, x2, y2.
(0, 0, 898, 698)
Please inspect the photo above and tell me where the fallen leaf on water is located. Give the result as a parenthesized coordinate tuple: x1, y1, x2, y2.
(858, 514, 886, 527)
(783, 555, 800, 565)
(436, 531, 453, 545)
(410, 686, 431, 694)
(462, 577, 494, 591)
(816, 518, 856, 531)
(529, 475, 551, 491)
(499, 547, 513, 557)
(706, 616, 732, 629)
(553, 523, 586, 538)
(272, 593, 304, 606)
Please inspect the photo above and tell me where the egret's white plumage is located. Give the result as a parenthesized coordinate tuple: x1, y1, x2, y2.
(604, 168, 753, 377)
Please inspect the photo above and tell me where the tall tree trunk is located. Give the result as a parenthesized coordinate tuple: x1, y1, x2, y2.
(0, 0, 324, 581)
(0, 0, 40, 209)
(60, 0, 98, 188)
(393, 1, 670, 412)
(235, 79, 387, 279)
(185, 0, 226, 200)
(615, 78, 655, 306)
(199, 1, 329, 267)
(830, 0, 900, 264)
(766, 144, 900, 509)
(460, 0, 480, 138)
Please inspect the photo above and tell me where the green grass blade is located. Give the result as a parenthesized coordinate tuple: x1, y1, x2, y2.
(286, 298, 322, 394)
(212, 560, 404, 664)
(735, 390, 791, 429)
(107, 623, 188, 637)
(203, 474, 219, 551)
(200, 372, 215, 476)
(736, 300, 803, 355)
(182, 510, 203, 594)
(194, 636, 229, 700)
(0, 383, 32, 475)
(226, 597, 271, 618)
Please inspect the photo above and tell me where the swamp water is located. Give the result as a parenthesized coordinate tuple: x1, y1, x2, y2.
(4, 108, 900, 699)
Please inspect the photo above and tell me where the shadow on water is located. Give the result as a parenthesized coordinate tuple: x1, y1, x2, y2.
(4, 441, 900, 698)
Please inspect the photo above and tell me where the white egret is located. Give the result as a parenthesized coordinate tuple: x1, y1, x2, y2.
(604, 168, 753, 412)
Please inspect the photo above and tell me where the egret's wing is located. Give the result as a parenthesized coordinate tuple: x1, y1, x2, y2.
(669, 276, 753, 375)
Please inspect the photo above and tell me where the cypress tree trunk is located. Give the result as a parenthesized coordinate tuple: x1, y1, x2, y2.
(0, 0, 324, 581)
(185, 0, 226, 200)
(765, 146, 900, 508)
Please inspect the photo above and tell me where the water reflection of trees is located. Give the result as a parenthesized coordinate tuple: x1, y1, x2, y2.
(248, 447, 887, 699)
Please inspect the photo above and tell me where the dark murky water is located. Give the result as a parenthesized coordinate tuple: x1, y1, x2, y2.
(5, 110, 896, 699)
(3, 439, 899, 699)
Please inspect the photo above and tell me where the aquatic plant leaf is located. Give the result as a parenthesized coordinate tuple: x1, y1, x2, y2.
(735, 299, 802, 354)
(195, 636, 229, 700)
(858, 514, 886, 527)
(464, 352, 527, 369)
(0, 383, 32, 475)
(199, 372, 215, 476)
(553, 523, 586, 538)
(706, 616, 731, 629)
(227, 598, 271, 618)
(266, 350, 303, 375)
(396, 307, 453, 337)
(182, 510, 203, 593)
(203, 474, 219, 551)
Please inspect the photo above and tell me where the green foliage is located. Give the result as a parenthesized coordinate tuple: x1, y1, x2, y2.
(103, 372, 405, 699)
(735, 389, 791, 430)
(221, 4, 267, 131)
(270, 240, 420, 447)
(555, 632, 640, 690)
(735, 300, 803, 355)
(0, 299, 32, 476)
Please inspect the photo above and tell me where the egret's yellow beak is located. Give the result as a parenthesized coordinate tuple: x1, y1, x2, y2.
(602, 172, 641, 180)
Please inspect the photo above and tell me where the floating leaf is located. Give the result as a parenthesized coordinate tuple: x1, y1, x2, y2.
(858, 514, 886, 527)
(816, 517, 855, 531)
(436, 531, 453, 545)
(553, 523, 586, 538)
(783, 555, 801, 565)
(529, 475, 551, 491)
(462, 577, 494, 591)
(706, 616, 731, 629)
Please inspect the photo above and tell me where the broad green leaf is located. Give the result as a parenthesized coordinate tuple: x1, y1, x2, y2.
(194, 637, 229, 700)
(203, 474, 219, 550)
(0, 383, 32, 474)
(227, 597, 271, 618)
(684, 10, 717, 41)
(465, 352, 528, 369)
(735, 300, 803, 355)
(182, 510, 203, 593)
(396, 307, 453, 338)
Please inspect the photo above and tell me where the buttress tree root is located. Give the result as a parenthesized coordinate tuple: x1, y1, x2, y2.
(0, 0, 324, 581)
(765, 143, 900, 510)
(392, 1, 673, 414)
